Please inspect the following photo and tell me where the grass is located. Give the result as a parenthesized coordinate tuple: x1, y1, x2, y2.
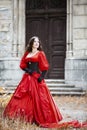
(0, 88, 87, 130)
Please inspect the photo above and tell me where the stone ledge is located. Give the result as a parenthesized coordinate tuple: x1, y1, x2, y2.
(0, 57, 21, 61)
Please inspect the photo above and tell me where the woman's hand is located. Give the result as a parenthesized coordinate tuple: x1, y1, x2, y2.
(37, 70, 47, 82)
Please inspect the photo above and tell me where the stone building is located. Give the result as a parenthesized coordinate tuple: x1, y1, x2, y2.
(0, 0, 87, 91)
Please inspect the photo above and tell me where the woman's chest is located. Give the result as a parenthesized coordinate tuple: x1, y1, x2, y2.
(25, 53, 39, 62)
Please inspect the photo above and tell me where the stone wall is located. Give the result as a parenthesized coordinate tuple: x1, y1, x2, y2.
(0, 0, 12, 57)
(65, 0, 87, 89)
(73, 0, 87, 58)
(0, 0, 25, 87)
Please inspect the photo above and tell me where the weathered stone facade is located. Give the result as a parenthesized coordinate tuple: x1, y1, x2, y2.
(0, 0, 25, 86)
(0, 0, 87, 90)
(65, 0, 87, 89)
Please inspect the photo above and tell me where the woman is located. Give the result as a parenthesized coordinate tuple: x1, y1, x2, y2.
(3, 36, 87, 128)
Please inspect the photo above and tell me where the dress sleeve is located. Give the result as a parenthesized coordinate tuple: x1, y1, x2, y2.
(38, 51, 49, 71)
(20, 51, 28, 69)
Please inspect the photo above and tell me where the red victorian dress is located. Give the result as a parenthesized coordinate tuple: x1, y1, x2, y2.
(3, 51, 87, 128)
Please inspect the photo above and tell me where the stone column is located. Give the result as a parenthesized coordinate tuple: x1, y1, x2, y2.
(18, 0, 25, 57)
(12, 0, 25, 57)
(12, 0, 19, 57)
(66, 0, 73, 58)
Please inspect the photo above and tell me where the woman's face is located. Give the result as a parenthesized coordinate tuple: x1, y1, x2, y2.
(32, 37, 40, 49)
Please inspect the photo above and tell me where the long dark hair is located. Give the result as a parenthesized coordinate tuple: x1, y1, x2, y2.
(26, 36, 43, 52)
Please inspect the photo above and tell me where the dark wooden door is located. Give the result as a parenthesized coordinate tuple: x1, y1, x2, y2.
(26, 0, 66, 79)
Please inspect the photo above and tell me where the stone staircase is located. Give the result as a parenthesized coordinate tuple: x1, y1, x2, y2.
(1, 79, 86, 96)
(45, 79, 86, 95)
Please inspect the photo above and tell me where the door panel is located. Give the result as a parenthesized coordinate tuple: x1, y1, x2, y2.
(26, 0, 66, 79)
(48, 17, 66, 78)
(26, 17, 49, 53)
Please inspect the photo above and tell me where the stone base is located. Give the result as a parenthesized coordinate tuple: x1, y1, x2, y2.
(0, 57, 24, 87)
(65, 58, 87, 90)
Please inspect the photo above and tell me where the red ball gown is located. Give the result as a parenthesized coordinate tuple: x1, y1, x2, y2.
(3, 51, 87, 128)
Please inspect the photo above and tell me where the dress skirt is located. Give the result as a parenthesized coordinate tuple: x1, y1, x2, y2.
(3, 73, 87, 128)
(3, 72, 63, 127)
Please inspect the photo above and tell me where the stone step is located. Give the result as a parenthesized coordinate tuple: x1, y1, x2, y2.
(47, 83, 75, 88)
(50, 91, 85, 96)
(1, 79, 85, 96)
(4, 86, 83, 91)
(2, 86, 85, 96)
(49, 87, 83, 92)
(0, 90, 85, 96)
(45, 79, 65, 84)
(4, 86, 16, 90)
(5, 83, 75, 89)
(45, 79, 75, 88)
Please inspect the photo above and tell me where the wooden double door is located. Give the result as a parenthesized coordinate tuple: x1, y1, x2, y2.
(26, 0, 66, 79)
